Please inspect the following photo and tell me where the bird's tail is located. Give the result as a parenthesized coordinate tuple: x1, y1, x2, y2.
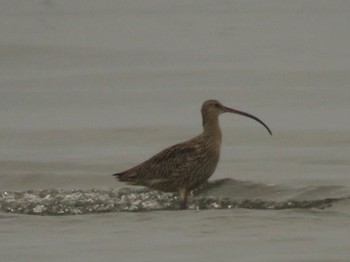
(113, 171, 138, 184)
(112, 172, 126, 181)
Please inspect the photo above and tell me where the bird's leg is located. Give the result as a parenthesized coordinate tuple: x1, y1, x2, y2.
(178, 188, 188, 209)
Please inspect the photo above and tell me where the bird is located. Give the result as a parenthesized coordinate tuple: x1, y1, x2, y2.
(113, 99, 272, 209)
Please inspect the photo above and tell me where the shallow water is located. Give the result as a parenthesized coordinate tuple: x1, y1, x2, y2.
(1, 179, 348, 215)
(1, 0, 350, 261)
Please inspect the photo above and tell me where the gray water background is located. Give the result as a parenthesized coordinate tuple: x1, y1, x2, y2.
(1, 1, 350, 261)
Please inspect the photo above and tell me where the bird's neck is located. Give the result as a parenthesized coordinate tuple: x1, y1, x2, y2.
(202, 113, 222, 143)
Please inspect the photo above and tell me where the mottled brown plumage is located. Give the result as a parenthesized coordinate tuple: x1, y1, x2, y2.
(113, 100, 272, 209)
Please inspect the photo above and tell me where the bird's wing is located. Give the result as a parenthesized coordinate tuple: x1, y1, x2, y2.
(115, 139, 203, 183)
(146, 142, 200, 175)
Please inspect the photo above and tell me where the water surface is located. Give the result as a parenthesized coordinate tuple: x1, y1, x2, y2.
(1, 1, 350, 261)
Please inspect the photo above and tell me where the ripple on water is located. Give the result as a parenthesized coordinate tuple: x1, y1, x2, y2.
(0, 179, 348, 215)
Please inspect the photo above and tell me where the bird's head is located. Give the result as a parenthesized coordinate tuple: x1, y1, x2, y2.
(201, 99, 272, 135)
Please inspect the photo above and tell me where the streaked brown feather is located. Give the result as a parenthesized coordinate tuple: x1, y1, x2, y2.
(113, 99, 271, 209)
(114, 134, 220, 192)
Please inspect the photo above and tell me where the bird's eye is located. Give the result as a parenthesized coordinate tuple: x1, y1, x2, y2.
(214, 103, 219, 108)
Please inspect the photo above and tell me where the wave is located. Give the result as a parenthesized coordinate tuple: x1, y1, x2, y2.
(0, 179, 348, 215)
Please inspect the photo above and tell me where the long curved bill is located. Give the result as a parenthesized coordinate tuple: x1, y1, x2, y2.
(223, 106, 272, 135)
